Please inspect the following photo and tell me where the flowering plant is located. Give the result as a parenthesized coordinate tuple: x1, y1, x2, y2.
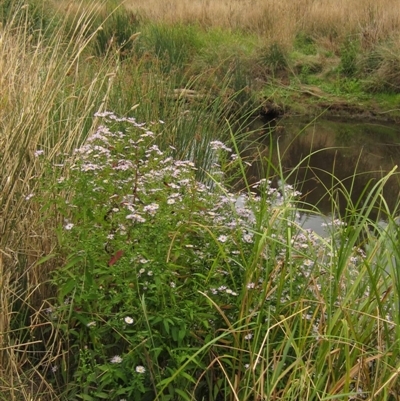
(42, 112, 373, 400)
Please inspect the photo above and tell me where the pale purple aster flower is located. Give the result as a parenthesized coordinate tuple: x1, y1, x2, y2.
(135, 365, 146, 373)
(218, 235, 228, 243)
(141, 130, 155, 138)
(126, 214, 146, 223)
(81, 163, 103, 172)
(114, 160, 134, 171)
(125, 204, 135, 212)
(146, 145, 163, 155)
(242, 234, 253, 243)
(143, 203, 159, 215)
(161, 157, 173, 164)
(110, 355, 123, 364)
(209, 140, 232, 152)
(118, 224, 127, 235)
(34, 149, 44, 157)
(94, 111, 115, 118)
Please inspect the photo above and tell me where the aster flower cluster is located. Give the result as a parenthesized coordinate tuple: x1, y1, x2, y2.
(46, 112, 378, 400)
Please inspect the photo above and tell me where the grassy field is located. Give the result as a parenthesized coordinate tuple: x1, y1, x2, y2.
(1, 1, 400, 400)
(122, 0, 400, 43)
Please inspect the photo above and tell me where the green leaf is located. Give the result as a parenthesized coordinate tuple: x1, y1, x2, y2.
(163, 318, 170, 334)
(171, 327, 178, 342)
(151, 316, 163, 325)
(35, 253, 57, 266)
(179, 371, 196, 383)
(64, 254, 84, 270)
(93, 391, 110, 399)
(113, 369, 127, 381)
(77, 394, 95, 401)
(174, 389, 192, 401)
(178, 326, 186, 341)
(84, 269, 93, 288)
(59, 278, 76, 300)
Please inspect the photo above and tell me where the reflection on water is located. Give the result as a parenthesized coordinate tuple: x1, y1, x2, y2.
(244, 117, 400, 231)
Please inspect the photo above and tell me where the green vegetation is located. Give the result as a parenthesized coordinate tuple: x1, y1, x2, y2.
(34, 114, 400, 401)
(1, 1, 400, 400)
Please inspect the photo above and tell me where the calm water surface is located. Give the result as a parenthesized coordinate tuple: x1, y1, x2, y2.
(245, 117, 400, 234)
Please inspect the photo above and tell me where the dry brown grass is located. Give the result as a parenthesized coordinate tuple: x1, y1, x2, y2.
(123, 0, 400, 48)
(46, 0, 400, 65)
(0, 2, 116, 399)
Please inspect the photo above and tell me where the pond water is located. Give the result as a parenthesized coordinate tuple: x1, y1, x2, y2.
(243, 117, 400, 235)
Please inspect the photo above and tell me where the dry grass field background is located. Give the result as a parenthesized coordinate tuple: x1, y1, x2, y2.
(49, 0, 400, 48)
(121, 0, 400, 47)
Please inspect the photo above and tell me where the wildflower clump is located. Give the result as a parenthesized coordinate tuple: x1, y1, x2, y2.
(42, 112, 386, 400)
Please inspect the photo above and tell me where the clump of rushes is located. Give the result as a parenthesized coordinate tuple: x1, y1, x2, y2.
(38, 113, 399, 400)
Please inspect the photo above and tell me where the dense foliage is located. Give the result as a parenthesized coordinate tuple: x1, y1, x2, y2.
(32, 114, 400, 400)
